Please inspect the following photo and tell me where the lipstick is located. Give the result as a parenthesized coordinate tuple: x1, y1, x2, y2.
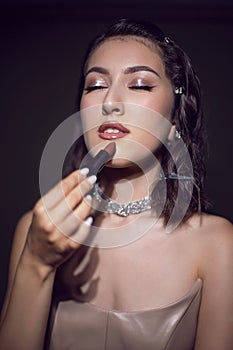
(98, 122, 130, 140)
(81, 142, 116, 176)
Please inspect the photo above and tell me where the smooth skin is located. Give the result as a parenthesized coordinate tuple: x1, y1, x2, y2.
(1, 37, 233, 350)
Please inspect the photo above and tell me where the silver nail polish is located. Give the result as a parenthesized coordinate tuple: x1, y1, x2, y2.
(84, 216, 93, 226)
(80, 167, 89, 176)
(85, 194, 92, 202)
(87, 175, 97, 185)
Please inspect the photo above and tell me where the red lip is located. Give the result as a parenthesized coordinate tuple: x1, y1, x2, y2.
(98, 122, 130, 140)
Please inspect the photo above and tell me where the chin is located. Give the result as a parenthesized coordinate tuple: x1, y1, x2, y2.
(106, 158, 136, 169)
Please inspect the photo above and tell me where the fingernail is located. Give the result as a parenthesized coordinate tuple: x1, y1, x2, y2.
(80, 167, 89, 176)
(84, 216, 93, 226)
(85, 194, 92, 202)
(87, 175, 97, 185)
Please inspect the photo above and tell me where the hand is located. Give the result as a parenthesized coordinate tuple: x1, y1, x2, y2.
(24, 168, 96, 273)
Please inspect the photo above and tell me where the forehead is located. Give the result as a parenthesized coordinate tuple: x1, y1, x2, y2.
(86, 37, 165, 73)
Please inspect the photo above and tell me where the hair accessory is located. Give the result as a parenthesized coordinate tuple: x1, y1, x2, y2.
(159, 173, 192, 181)
(175, 129, 181, 140)
(159, 173, 201, 214)
(164, 36, 171, 44)
(174, 87, 184, 95)
(92, 184, 152, 217)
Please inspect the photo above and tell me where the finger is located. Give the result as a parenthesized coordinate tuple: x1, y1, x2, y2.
(64, 175, 97, 210)
(41, 167, 90, 211)
(48, 175, 96, 224)
(69, 216, 94, 245)
(36, 215, 93, 259)
(57, 196, 93, 238)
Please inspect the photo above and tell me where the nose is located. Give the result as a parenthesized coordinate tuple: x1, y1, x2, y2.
(102, 87, 125, 117)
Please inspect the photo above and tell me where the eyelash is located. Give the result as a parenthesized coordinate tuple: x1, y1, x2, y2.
(84, 85, 156, 93)
(129, 85, 155, 91)
(84, 86, 107, 93)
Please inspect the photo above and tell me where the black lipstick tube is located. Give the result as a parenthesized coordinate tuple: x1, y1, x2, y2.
(80, 143, 116, 176)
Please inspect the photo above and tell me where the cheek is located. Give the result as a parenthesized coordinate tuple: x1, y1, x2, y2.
(144, 93, 174, 120)
(80, 92, 104, 110)
(80, 103, 101, 130)
(80, 105, 103, 154)
(80, 95, 89, 110)
(126, 103, 173, 144)
(130, 127, 168, 155)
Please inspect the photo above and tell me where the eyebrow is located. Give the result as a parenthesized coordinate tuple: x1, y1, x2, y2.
(85, 65, 161, 79)
(85, 66, 109, 77)
(124, 65, 161, 79)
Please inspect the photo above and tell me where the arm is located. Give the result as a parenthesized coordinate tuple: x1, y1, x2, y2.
(0, 169, 96, 350)
(195, 217, 233, 350)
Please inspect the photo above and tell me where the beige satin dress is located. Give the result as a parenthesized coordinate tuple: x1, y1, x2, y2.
(47, 279, 202, 350)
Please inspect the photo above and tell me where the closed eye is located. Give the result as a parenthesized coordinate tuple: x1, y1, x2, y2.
(84, 85, 108, 93)
(129, 85, 156, 91)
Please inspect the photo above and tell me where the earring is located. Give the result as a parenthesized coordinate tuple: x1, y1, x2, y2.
(175, 129, 181, 140)
(174, 87, 184, 95)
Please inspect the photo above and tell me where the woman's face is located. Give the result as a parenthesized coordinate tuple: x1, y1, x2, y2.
(80, 37, 175, 168)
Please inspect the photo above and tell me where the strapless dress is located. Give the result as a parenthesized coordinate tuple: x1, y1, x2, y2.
(47, 279, 202, 350)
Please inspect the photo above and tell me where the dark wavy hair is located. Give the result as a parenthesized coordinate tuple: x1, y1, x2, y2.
(63, 18, 210, 226)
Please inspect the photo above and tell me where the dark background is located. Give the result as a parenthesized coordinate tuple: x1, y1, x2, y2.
(0, 0, 233, 310)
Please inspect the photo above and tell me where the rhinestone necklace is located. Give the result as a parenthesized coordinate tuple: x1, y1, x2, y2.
(92, 184, 152, 217)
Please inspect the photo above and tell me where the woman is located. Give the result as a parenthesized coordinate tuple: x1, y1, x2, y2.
(0, 19, 232, 350)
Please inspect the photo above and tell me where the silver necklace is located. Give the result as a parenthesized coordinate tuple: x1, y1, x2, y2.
(92, 184, 152, 217)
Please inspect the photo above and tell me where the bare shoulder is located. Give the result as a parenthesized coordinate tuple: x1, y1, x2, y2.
(189, 213, 233, 276)
(197, 213, 233, 245)
(187, 212, 233, 242)
(180, 213, 233, 276)
(200, 212, 232, 230)
(190, 214, 233, 349)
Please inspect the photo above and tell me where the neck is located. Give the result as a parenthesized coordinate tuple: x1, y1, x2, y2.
(99, 161, 161, 204)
